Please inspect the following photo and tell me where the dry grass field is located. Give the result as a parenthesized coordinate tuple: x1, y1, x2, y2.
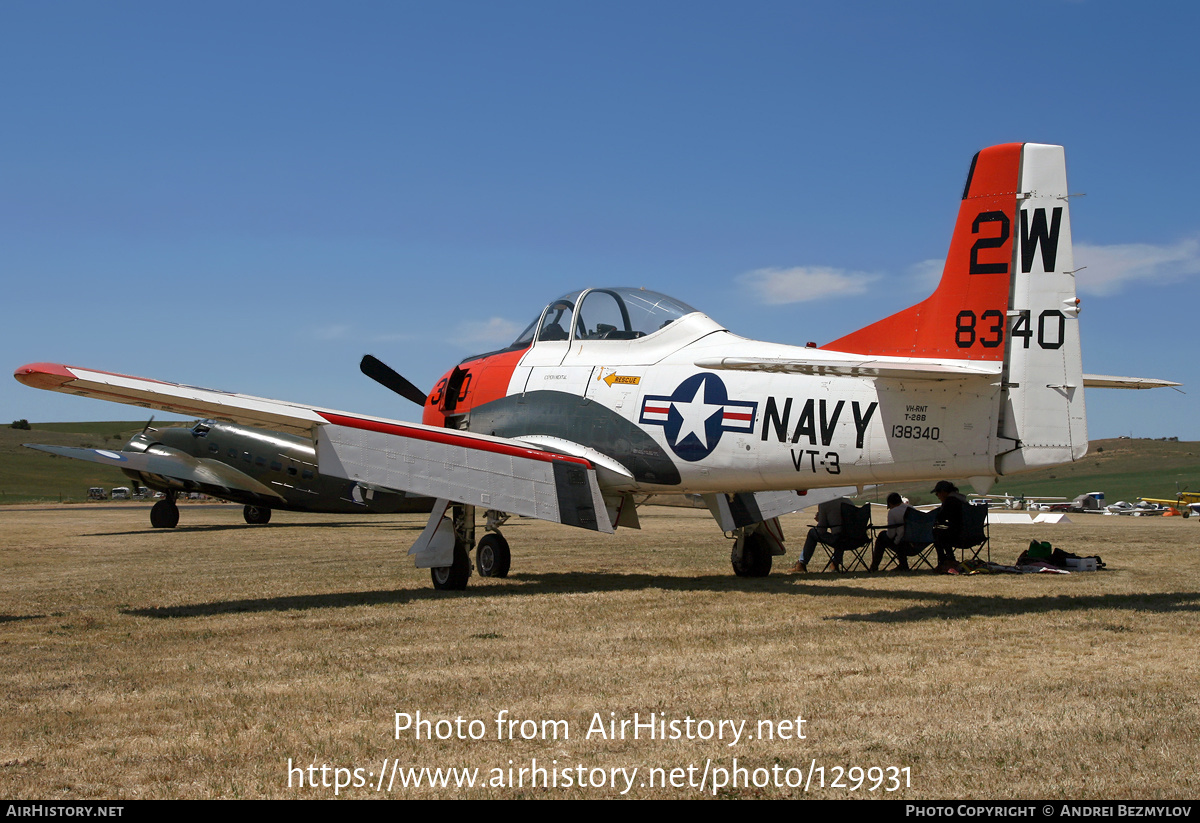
(1, 503, 1198, 799)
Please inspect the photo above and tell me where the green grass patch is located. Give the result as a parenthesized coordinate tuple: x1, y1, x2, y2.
(0, 421, 194, 503)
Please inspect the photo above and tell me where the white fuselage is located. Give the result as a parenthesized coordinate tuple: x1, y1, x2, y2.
(505, 312, 1001, 494)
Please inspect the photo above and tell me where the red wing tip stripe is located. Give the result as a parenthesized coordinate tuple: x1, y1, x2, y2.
(15, 362, 77, 390)
(16, 362, 74, 377)
(320, 412, 593, 468)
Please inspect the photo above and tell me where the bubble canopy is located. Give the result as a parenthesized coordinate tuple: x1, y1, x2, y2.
(511, 287, 700, 347)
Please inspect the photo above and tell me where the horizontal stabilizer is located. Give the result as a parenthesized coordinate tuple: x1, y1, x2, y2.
(695, 356, 1002, 381)
(1082, 374, 1181, 390)
(703, 486, 861, 532)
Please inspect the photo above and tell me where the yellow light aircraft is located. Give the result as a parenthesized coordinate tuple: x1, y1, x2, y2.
(1138, 488, 1200, 518)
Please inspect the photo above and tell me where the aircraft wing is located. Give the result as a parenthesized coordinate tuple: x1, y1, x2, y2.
(14, 363, 613, 533)
(1082, 374, 1181, 390)
(24, 444, 288, 502)
(15, 363, 328, 436)
(694, 356, 1002, 381)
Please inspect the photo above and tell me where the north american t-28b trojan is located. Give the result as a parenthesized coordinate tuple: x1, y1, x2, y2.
(15, 144, 1174, 588)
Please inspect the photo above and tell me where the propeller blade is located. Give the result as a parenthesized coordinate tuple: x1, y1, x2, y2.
(360, 355, 428, 407)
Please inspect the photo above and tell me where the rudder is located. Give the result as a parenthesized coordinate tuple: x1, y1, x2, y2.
(995, 143, 1086, 474)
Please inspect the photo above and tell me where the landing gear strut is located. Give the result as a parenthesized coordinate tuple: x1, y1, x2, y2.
(150, 492, 179, 529)
(424, 506, 513, 589)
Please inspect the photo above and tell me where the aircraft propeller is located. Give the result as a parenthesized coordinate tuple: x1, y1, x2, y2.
(360, 354, 428, 407)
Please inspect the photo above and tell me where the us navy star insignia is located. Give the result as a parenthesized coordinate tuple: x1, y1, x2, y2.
(638, 373, 758, 462)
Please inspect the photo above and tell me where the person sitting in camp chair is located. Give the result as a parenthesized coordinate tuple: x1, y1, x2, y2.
(932, 480, 969, 573)
(788, 496, 846, 573)
(869, 493, 922, 572)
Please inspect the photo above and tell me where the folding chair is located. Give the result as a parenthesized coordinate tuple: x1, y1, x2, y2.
(952, 504, 990, 564)
(817, 502, 873, 571)
(877, 507, 937, 571)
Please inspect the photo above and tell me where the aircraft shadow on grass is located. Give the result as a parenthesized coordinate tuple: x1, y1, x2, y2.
(830, 589, 1200, 623)
(87, 520, 427, 538)
(120, 573, 1200, 622)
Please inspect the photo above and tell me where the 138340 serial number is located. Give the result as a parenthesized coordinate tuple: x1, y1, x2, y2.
(891, 425, 940, 441)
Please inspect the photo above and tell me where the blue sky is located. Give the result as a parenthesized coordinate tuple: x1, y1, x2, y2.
(3, 1, 1197, 440)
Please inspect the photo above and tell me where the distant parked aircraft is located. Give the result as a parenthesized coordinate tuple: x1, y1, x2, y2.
(1138, 487, 1200, 518)
(25, 419, 432, 528)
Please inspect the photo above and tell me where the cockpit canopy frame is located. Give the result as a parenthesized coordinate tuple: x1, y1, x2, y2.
(511, 287, 700, 348)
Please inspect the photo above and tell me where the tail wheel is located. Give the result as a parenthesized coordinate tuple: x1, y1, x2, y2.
(150, 500, 179, 529)
(243, 505, 272, 525)
(431, 539, 472, 590)
(731, 532, 773, 577)
(476, 532, 511, 578)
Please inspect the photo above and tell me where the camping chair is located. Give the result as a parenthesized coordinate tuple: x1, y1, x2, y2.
(877, 507, 937, 571)
(952, 503, 990, 564)
(817, 502, 873, 571)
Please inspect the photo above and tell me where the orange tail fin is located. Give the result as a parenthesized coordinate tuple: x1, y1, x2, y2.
(824, 143, 1023, 360)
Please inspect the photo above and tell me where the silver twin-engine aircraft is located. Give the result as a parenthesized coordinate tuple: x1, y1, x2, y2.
(15, 144, 1176, 588)
(24, 419, 434, 527)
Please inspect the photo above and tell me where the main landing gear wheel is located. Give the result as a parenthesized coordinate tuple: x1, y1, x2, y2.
(731, 532, 773, 577)
(431, 539, 472, 591)
(243, 505, 272, 525)
(476, 532, 511, 578)
(150, 499, 179, 529)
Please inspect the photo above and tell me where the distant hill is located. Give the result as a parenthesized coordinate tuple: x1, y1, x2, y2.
(859, 438, 1200, 508)
(0, 421, 191, 503)
(4, 422, 1198, 508)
